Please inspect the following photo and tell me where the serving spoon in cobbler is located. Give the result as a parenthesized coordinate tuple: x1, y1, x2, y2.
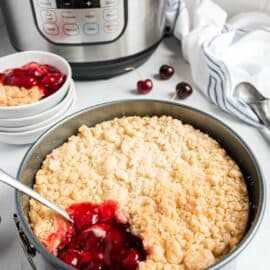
(0, 169, 73, 223)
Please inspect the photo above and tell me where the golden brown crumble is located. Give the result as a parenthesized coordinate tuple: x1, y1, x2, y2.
(29, 116, 249, 270)
(0, 83, 44, 106)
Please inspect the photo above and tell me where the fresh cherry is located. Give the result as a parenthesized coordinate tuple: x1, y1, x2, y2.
(159, 64, 175, 80)
(175, 82, 193, 99)
(137, 79, 153, 94)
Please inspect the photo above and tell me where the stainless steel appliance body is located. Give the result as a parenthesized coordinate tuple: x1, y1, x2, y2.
(16, 100, 266, 270)
(1, 0, 166, 79)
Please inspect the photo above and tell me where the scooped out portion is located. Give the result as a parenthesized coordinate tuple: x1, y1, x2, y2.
(46, 200, 146, 270)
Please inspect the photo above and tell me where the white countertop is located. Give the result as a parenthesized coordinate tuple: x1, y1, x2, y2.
(0, 21, 269, 270)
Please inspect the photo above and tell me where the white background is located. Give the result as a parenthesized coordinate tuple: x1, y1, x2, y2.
(0, 10, 269, 270)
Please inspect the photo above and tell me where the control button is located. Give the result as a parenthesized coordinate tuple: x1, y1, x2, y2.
(41, 10, 57, 23)
(104, 21, 120, 33)
(62, 11, 76, 18)
(38, 0, 56, 8)
(103, 8, 118, 21)
(61, 11, 77, 23)
(101, 0, 119, 7)
(43, 23, 59, 35)
(63, 24, 79, 35)
(62, 17, 77, 23)
(85, 12, 97, 22)
(83, 23, 99, 35)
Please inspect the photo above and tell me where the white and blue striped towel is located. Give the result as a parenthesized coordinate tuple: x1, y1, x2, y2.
(166, 0, 270, 127)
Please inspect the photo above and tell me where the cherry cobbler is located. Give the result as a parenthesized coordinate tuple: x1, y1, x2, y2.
(29, 116, 249, 270)
(0, 62, 66, 106)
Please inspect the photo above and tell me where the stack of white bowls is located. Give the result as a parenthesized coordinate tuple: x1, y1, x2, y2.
(0, 51, 76, 145)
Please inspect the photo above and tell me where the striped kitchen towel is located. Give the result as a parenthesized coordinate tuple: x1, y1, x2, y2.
(166, 0, 270, 127)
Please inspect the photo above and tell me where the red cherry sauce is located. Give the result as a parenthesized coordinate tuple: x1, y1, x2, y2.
(49, 200, 146, 270)
(0, 62, 66, 98)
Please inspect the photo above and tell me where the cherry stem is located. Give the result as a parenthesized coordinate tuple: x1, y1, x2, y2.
(125, 67, 144, 80)
(172, 92, 177, 100)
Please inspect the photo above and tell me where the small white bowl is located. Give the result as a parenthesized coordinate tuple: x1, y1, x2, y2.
(0, 86, 76, 145)
(0, 51, 72, 119)
(0, 80, 74, 128)
(0, 82, 75, 132)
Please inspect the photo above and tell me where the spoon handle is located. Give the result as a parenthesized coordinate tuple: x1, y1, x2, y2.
(0, 169, 72, 223)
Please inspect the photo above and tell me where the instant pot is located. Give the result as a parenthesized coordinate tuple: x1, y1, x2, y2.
(0, 0, 166, 80)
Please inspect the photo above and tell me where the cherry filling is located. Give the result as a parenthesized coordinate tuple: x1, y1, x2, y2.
(51, 200, 146, 270)
(0, 62, 66, 98)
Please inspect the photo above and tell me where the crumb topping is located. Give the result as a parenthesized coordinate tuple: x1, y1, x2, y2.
(0, 84, 44, 106)
(29, 116, 249, 270)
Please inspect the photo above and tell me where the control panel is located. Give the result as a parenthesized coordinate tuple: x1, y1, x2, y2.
(31, 0, 126, 44)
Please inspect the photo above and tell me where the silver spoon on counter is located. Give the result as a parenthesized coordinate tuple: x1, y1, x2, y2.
(0, 169, 73, 223)
(234, 82, 270, 128)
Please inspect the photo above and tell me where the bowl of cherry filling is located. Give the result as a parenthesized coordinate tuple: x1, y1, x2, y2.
(16, 100, 266, 270)
(0, 51, 71, 118)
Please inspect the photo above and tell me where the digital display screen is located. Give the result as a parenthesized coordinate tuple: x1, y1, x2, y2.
(56, 0, 101, 9)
